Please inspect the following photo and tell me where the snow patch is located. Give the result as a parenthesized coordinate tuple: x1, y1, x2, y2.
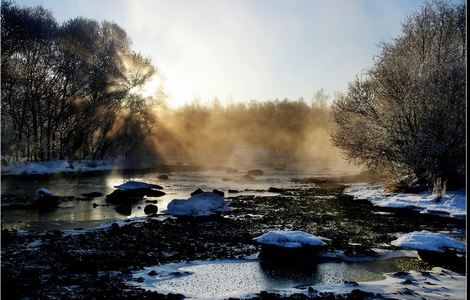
(308, 267, 465, 300)
(3, 159, 118, 175)
(164, 192, 230, 217)
(254, 230, 328, 248)
(391, 230, 465, 253)
(344, 183, 466, 218)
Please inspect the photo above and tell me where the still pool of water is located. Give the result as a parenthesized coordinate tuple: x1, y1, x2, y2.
(131, 256, 424, 299)
(1, 167, 357, 231)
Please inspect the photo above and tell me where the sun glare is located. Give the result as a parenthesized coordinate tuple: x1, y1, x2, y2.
(129, 74, 163, 98)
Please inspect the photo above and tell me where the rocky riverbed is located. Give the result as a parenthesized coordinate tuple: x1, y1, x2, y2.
(1, 183, 465, 299)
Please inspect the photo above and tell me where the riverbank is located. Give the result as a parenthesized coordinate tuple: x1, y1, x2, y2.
(1, 182, 465, 299)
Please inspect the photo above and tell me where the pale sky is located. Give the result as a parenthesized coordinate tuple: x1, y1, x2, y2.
(15, 0, 458, 106)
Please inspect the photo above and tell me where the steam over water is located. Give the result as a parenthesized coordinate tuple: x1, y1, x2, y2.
(1, 166, 359, 231)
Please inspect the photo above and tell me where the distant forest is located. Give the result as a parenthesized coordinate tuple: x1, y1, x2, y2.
(152, 94, 341, 169)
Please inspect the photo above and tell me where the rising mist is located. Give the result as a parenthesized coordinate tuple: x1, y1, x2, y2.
(149, 94, 357, 172)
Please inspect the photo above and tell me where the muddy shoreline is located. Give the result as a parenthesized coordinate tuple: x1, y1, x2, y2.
(1, 183, 465, 299)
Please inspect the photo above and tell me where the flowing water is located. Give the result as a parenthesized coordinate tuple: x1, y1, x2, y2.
(1, 167, 357, 231)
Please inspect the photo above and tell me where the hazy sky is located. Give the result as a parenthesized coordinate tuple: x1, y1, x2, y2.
(15, 0, 452, 106)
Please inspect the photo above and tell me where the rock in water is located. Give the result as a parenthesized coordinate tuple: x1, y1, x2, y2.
(247, 169, 264, 176)
(212, 189, 225, 197)
(144, 204, 158, 215)
(145, 189, 166, 197)
(114, 204, 132, 216)
(268, 187, 285, 193)
(114, 181, 163, 190)
(190, 188, 204, 196)
(158, 174, 169, 180)
(106, 188, 165, 204)
(31, 188, 62, 211)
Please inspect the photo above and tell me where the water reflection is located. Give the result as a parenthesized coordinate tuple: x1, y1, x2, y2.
(1, 167, 357, 230)
(133, 257, 424, 299)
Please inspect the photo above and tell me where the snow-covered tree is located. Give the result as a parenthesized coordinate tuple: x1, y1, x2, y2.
(331, 1, 466, 191)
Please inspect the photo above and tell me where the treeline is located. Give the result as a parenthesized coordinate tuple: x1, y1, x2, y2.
(153, 93, 346, 169)
(1, 1, 158, 163)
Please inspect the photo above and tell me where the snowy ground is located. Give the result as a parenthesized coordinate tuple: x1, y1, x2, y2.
(2, 159, 122, 175)
(304, 267, 466, 300)
(344, 184, 466, 218)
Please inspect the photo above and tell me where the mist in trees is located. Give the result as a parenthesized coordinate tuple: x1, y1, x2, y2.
(151, 92, 349, 170)
(1, 1, 159, 163)
(331, 1, 466, 191)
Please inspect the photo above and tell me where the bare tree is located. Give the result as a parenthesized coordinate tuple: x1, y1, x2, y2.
(331, 1, 466, 192)
(1, 2, 158, 162)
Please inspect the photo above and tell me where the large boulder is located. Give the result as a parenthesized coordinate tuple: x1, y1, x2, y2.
(254, 230, 329, 259)
(165, 192, 230, 217)
(106, 181, 165, 204)
(391, 230, 465, 266)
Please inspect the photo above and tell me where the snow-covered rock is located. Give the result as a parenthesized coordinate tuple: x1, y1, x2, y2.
(254, 230, 328, 248)
(165, 192, 230, 217)
(114, 181, 163, 190)
(344, 183, 466, 218)
(391, 230, 465, 253)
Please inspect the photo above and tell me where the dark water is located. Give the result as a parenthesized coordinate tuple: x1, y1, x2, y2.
(1, 167, 356, 230)
(131, 256, 424, 299)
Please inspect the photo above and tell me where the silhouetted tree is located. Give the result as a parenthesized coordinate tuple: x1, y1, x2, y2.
(1, 2, 158, 162)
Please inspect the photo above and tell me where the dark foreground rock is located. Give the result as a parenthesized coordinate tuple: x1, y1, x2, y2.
(1, 185, 465, 299)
